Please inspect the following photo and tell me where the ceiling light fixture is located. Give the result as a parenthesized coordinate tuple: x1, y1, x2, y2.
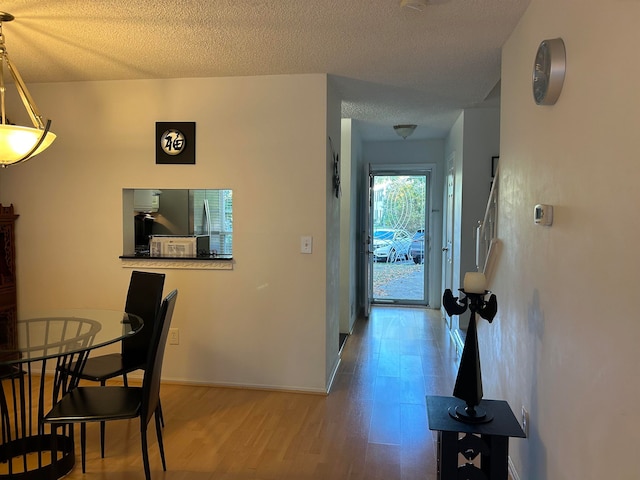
(393, 124, 417, 140)
(0, 12, 56, 167)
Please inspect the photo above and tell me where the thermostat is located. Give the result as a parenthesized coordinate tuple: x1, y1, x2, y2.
(534, 204, 553, 226)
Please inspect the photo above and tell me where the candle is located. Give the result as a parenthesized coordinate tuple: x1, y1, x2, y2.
(464, 272, 486, 294)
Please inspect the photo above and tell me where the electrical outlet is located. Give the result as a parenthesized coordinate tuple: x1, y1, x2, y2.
(169, 328, 179, 345)
(521, 406, 529, 437)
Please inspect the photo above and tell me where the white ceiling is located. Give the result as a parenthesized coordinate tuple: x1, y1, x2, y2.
(0, 0, 530, 141)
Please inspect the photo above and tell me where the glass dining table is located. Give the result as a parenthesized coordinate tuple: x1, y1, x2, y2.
(0, 309, 143, 480)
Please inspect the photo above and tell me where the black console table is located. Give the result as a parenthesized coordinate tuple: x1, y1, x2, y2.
(426, 395, 526, 480)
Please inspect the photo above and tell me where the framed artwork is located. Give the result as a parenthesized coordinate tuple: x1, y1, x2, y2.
(329, 136, 341, 198)
(156, 122, 196, 165)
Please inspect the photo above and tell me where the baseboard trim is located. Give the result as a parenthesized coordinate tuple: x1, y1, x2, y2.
(441, 312, 464, 360)
(160, 377, 328, 395)
(451, 327, 465, 359)
(325, 356, 342, 394)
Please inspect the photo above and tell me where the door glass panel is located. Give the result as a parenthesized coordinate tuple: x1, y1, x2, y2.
(371, 175, 427, 304)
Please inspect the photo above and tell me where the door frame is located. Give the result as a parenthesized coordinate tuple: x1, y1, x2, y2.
(442, 157, 455, 328)
(362, 163, 440, 312)
(365, 172, 373, 317)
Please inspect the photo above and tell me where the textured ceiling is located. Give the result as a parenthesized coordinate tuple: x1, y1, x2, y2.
(0, 0, 530, 141)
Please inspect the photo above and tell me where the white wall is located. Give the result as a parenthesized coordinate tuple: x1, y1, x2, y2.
(460, 108, 500, 278)
(339, 119, 360, 335)
(484, 1, 640, 478)
(445, 108, 500, 328)
(445, 114, 464, 297)
(325, 78, 342, 387)
(0, 74, 338, 393)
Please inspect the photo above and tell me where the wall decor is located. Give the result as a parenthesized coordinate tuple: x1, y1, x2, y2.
(329, 136, 341, 198)
(156, 122, 196, 164)
(532, 38, 566, 106)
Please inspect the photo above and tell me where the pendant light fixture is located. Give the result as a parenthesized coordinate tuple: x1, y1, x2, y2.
(0, 12, 55, 167)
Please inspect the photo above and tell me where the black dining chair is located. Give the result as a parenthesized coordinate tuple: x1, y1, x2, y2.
(44, 289, 178, 480)
(62, 270, 165, 457)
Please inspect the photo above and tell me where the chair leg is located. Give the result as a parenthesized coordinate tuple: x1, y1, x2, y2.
(154, 407, 167, 471)
(50, 425, 58, 468)
(81, 423, 87, 473)
(158, 398, 165, 428)
(141, 425, 151, 480)
(100, 379, 106, 458)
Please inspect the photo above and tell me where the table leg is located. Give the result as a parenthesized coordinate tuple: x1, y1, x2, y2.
(438, 431, 459, 479)
(481, 434, 509, 480)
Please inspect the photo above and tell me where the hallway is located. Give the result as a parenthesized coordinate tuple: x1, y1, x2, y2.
(59, 306, 460, 480)
(333, 306, 459, 479)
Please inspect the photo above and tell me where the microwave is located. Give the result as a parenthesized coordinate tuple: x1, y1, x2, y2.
(149, 235, 209, 257)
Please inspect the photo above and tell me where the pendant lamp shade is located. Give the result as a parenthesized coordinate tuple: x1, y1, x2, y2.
(0, 12, 56, 167)
(0, 124, 56, 165)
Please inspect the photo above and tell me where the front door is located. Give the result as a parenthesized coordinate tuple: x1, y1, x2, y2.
(368, 169, 430, 306)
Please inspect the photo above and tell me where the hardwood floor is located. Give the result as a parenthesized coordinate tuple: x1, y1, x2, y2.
(50, 306, 461, 480)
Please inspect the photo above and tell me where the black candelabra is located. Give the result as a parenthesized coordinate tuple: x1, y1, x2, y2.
(442, 285, 498, 423)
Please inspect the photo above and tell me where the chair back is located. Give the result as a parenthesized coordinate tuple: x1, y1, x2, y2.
(122, 271, 165, 365)
(141, 289, 178, 426)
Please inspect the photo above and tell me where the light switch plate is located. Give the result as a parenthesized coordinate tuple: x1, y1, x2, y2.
(169, 328, 179, 345)
(301, 236, 312, 254)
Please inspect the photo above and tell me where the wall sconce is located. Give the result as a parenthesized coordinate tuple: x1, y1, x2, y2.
(0, 12, 56, 167)
(393, 124, 417, 140)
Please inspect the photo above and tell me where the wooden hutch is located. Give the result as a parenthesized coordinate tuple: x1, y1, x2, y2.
(0, 204, 18, 361)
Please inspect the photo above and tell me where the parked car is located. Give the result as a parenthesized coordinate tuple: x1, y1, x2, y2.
(372, 228, 412, 262)
(410, 228, 426, 264)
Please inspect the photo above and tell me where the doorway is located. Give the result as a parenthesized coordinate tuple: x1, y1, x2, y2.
(367, 171, 430, 306)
